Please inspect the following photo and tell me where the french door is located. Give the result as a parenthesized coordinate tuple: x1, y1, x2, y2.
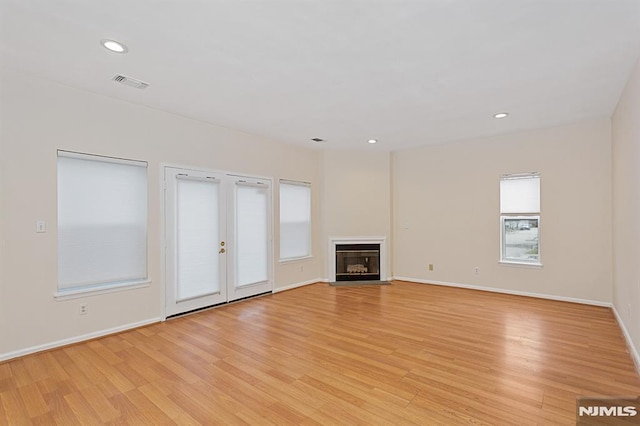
(164, 167, 272, 317)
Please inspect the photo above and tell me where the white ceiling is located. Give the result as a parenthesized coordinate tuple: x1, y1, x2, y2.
(2, 0, 640, 151)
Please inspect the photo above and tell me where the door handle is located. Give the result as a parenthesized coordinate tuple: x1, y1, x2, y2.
(219, 248, 226, 254)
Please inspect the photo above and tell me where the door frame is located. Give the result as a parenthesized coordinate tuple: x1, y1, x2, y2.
(226, 174, 274, 302)
(160, 163, 275, 320)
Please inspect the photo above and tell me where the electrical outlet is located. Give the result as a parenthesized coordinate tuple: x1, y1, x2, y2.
(474, 266, 480, 275)
(79, 304, 88, 315)
(300, 265, 304, 272)
(428, 264, 434, 271)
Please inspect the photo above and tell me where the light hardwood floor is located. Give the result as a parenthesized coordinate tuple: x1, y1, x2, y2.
(1, 280, 639, 425)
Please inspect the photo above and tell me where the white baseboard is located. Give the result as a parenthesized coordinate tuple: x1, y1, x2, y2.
(273, 278, 324, 293)
(393, 276, 612, 307)
(612, 306, 640, 375)
(0, 317, 160, 363)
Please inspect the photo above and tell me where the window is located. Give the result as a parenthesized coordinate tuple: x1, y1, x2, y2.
(279, 180, 311, 260)
(57, 151, 148, 295)
(500, 173, 540, 265)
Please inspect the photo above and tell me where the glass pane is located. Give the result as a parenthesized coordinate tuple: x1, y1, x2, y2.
(503, 218, 539, 262)
(280, 183, 311, 259)
(57, 155, 147, 290)
(176, 177, 219, 300)
(236, 184, 268, 287)
(336, 251, 380, 276)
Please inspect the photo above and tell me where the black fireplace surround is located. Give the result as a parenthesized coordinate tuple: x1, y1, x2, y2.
(335, 243, 381, 281)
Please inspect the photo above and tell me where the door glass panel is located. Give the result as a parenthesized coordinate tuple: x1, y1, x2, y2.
(236, 184, 268, 287)
(176, 176, 219, 300)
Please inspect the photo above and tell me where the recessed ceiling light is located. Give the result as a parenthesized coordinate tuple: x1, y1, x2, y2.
(101, 39, 128, 53)
(368, 139, 378, 144)
(493, 112, 509, 119)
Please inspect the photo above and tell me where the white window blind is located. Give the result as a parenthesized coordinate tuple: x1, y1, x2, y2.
(236, 182, 269, 287)
(500, 174, 540, 214)
(57, 151, 148, 292)
(176, 175, 220, 300)
(279, 180, 311, 260)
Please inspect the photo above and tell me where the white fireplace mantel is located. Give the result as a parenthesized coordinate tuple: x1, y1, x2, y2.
(328, 236, 387, 282)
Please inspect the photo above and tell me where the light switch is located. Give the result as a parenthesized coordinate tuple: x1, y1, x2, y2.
(36, 220, 46, 233)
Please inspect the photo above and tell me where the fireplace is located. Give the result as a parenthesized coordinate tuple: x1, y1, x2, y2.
(336, 244, 380, 281)
(329, 237, 387, 283)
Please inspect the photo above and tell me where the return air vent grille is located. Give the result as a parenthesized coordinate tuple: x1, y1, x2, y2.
(112, 74, 149, 90)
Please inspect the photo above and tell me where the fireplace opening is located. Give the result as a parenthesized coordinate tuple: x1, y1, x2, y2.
(335, 243, 380, 281)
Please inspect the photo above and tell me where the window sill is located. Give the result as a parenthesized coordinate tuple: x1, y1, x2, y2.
(499, 261, 543, 269)
(54, 280, 151, 301)
(279, 255, 313, 264)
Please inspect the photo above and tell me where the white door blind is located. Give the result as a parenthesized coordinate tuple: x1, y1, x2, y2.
(176, 176, 220, 300)
(500, 175, 540, 213)
(57, 152, 147, 291)
(279, 181, 311, 260)
(235, 183, 268, 287)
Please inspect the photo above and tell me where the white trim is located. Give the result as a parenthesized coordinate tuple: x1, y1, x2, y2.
(0, 317, 160, 362)
(273, 278, 323, 293)
(279, 179, 311, 187)
(159, 162, 273, 182)
(176, 174, 220, 183)
(612, 306, 640, 376)
(499, 261, 543, 269)
(278, 255, 313, 265)
(328, 236, 388, 282)
(393, 276, 612, 307)
(57, 149, 147, 167)
(227, 175, 274, 302)
(54, 281, 150, 301)
(164, 166, 227, 316)
(500, 215, 541, 265)
(500, 172, 540, 180)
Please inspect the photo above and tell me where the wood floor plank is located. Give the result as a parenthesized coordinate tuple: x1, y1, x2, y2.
(309, 401, 394, 426)
(108, 392, 159, 424)
(41, 389, 80, 426)
(2, 281, 639, 424)
(75, 385, 120, 423)
(167, 381, 248, 425)
(0, 363, 15, 394)
(1, 390, 31, 425)
(16, 382, 49, 419)
(7, 360, 34, 388)
(62, 392, 104, 424)
(137, 382, 202, 425)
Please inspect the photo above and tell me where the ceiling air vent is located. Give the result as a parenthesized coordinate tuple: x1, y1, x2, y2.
(112, 74, 149, 90)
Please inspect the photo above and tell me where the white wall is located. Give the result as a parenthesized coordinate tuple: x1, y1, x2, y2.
(393, 119, 613, 303)
(320, 150, 392, 277)
(0, 66, 629, 361)
(0, 87, 6, 348)
(0, 69, 323, 358)
(612, 55, 640, 366)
